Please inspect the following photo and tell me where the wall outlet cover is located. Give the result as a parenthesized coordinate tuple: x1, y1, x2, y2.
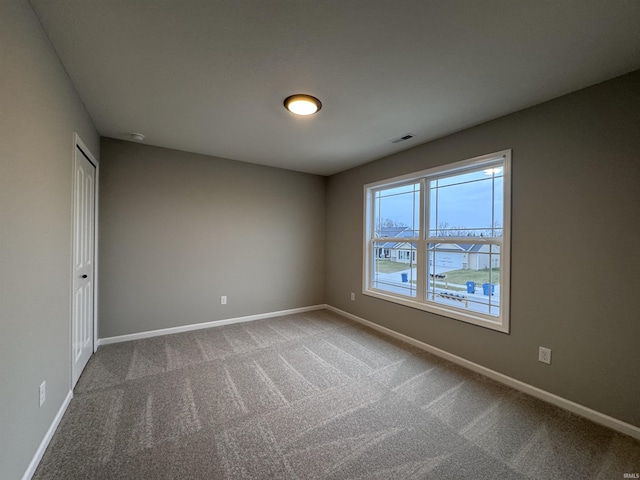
(538, 346, 552, 364)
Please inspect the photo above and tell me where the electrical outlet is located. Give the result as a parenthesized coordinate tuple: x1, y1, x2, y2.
(350, 292, 355, 301)
(39, 381, 46, 407)
(538, 346, 552, 365)
(221, 295, 227, 305)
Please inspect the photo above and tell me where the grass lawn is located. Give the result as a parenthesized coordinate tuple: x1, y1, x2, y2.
(440, 268, 500, 285)
(375, 260, 412, 274)
(374, 261, 499, 286)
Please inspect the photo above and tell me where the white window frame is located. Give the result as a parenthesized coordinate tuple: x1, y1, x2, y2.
(363, 150, 511, 333)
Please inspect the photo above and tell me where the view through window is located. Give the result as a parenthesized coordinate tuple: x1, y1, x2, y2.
(364, 151, 511, 332)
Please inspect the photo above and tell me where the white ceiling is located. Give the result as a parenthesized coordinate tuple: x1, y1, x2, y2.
(30, 1, 640, 176)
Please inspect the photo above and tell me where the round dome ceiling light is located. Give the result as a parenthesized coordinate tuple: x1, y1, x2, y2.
(130, 132, 145, 142)
(284, 94, 322, 116)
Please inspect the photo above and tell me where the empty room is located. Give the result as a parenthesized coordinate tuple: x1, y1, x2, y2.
(2, 1, 640, 479)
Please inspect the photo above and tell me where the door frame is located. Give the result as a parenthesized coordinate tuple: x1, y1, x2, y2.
(70, 133, 99, 388)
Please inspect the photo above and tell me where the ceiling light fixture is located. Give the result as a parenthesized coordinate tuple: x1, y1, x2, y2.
(130, 132, 145, 142)
(284, 94, 322, 116)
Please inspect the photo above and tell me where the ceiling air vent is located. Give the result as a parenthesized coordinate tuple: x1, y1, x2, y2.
(390, 133, 415, 144)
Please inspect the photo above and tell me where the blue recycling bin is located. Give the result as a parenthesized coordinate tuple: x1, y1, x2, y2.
(466, 281, 476, 294)
(401, 273, 408, 283)
(482, 283, 495, 296)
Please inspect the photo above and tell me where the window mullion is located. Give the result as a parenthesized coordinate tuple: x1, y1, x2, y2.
(415, 178, 426, 302)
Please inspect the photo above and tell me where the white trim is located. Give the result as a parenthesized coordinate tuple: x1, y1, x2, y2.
(363, 150, 511, 333)
(364, 149, 511, 190)
(21, 390, 73, 480)
(362, 288, 508, 333)
(97, 305, 326, 346)
(325, 305, 640, 441)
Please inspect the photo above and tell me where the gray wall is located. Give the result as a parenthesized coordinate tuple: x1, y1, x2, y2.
(0, 1, 99, 478)
(98, 139, 326, 338)
(326, 71, 640, 428)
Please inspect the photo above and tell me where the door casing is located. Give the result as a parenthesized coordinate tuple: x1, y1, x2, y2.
(70, 133, 99, 388)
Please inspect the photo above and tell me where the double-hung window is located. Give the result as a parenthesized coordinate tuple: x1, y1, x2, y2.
(363, 150, 511, 332)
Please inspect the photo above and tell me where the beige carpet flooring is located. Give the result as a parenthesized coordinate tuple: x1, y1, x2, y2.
(33, 309, 640, 479)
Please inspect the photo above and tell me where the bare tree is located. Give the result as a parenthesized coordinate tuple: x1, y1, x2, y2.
(376, 218, 408, 233)
(436, 222, 474, 237)
(436, 221, 502, 238)
(479, 222, 503, 238)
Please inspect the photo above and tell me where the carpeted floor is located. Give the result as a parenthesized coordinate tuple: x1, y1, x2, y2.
(34, 309, 640, 479)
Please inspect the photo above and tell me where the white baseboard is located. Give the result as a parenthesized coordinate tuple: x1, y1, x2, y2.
(22, 390, 73, 480)
(326, 305, 640, 441)
(97, 304, 326, 346)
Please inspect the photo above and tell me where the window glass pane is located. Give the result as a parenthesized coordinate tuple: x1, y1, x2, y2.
(492, 176, 504, 237)
(371, 241, 417, 298)
(434, 169, 495, 188)
(426, 243, 500, 317)
(374, 183, 420, 237)
(429, 187, 437, 234)
(429, 167, 503, 238)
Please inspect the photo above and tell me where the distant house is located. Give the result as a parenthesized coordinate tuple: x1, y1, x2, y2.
(431, 243, 499, 271)
(374, 227, 416, 264)
(375, 227, 499, 270)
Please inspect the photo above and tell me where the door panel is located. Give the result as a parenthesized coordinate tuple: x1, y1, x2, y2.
(72, 145, 96, 387)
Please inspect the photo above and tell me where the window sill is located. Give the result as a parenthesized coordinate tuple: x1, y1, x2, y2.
(362, 288, 509, 333)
